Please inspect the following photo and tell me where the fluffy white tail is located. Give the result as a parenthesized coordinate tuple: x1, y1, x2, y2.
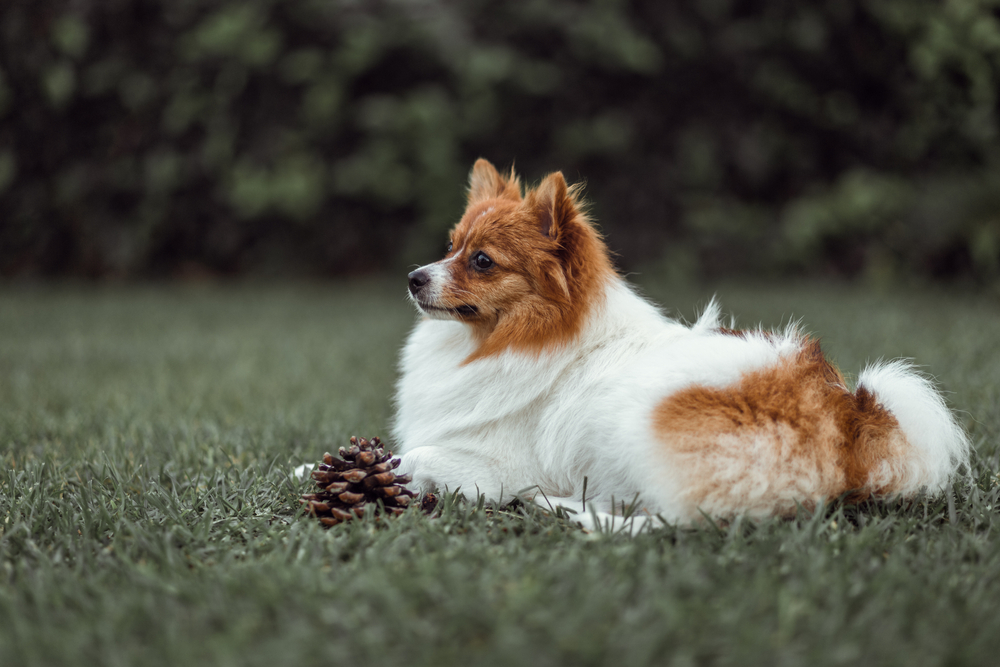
(858, 360, 970, 496)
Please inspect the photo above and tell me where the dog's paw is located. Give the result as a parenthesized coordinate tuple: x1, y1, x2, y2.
(531, 494, 662, 535)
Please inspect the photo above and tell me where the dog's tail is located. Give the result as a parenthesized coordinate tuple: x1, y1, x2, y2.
(855, 360, 970, 497)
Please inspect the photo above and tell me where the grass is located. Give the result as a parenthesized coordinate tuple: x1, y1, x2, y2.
(1, 277, 999, 666)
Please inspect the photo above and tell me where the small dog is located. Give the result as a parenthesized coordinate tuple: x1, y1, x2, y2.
(393, 159, 969, 528)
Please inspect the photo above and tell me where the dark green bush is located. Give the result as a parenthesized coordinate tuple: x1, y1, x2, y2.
(1, 0, 998, 281)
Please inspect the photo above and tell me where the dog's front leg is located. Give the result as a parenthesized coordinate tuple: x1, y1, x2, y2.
(396, 446, 509, 503)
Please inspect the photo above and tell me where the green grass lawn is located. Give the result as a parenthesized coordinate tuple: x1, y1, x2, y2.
(1, 277, 999, 666)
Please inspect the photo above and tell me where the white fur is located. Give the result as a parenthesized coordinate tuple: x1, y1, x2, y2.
(392, 276, 969, 527)
(857, 360, 970, 494)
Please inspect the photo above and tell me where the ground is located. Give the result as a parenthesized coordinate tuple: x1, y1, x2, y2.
(1, 277, 998, 666)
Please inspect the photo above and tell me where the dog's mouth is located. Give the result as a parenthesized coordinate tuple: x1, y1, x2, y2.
(419, 302, 479, 317)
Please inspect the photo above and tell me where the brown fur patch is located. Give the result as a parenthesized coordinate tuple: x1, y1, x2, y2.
(652, 339, 904, 519)
(433, 160, 616, 362)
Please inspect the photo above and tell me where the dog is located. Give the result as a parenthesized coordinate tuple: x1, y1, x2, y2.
(392, 158, 969, 529)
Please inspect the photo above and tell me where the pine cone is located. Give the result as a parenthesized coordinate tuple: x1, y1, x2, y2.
(301, 436, 420, 526)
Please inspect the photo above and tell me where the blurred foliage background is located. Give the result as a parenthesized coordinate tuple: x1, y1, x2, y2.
(1, 0, 999, 283)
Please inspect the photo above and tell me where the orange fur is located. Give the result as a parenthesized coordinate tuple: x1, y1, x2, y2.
(652, 339, 906, 518)
(440, 160, 616, 362)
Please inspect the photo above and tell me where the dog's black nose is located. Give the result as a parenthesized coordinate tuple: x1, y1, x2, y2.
(408, 269, 430, 295)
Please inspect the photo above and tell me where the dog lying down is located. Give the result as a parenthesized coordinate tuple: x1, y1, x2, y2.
(299, 159, 969, 533)
(388, 159, 969, 532)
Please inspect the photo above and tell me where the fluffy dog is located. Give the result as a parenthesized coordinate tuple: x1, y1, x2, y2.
(393, 159, 969, 528)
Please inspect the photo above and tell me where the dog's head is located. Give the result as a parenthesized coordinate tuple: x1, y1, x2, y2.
(407, 159, 614, 359)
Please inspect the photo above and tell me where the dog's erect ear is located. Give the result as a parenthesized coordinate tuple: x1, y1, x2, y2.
(468, 159, 521, 204)
(528, 171, 576, 241)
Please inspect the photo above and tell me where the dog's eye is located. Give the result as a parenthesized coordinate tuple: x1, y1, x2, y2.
(446, 240, 453, 253)
(472, 252, 493, 271)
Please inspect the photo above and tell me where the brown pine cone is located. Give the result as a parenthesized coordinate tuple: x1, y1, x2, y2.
(300, 436, 424, 526)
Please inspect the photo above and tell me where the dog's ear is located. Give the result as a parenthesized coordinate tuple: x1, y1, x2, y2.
(527, 171, 576, 242)
(468, 159, 521, 204)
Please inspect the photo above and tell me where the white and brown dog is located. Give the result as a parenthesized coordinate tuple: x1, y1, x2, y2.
(392, 159, 969, 529)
